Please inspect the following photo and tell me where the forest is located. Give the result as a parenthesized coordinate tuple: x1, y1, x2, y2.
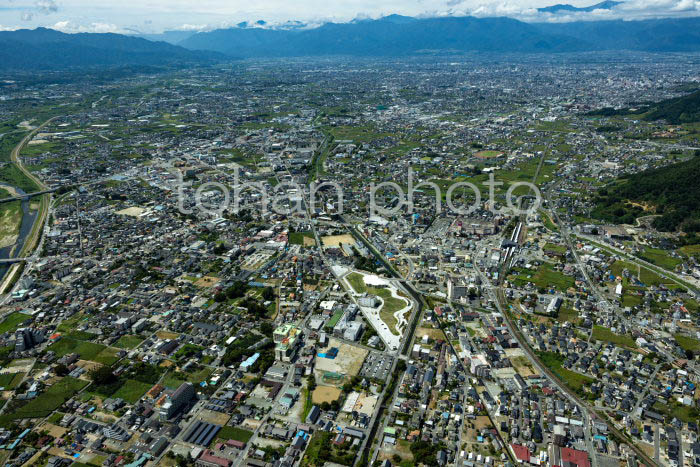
(592, 151, 700, 233)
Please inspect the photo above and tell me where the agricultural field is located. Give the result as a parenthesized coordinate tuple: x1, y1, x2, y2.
(0, 377, 88, 424)
(49, 338, 121, 365)
(114, 335, 144, 349)
(111, 379, 152, 404)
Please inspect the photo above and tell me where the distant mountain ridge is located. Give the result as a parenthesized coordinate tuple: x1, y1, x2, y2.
(179, 15, 700, 57)
(0, 27, 222, 71)
(537, 1, 622, 13)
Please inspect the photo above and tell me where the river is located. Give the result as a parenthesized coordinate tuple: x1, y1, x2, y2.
(0, 184, 38, 284)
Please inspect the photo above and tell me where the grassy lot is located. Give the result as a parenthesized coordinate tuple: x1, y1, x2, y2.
(510, 262, 576, 292)
(162, 367, 213, 389)
(540, 210, 559, 232)
(536, 351, 594, 392)
(637, 247, 683, 271)
(112, 379, 151, 404)
(609, 260, 673, 287)
(652, 401, 699, 424)
(0, 372, 24, 389)
(49, 338, 120, 365)
(544, 243, 567, 255)
(56, 313, 88, 333)
(289, 231, 314, 246)
(114, 335, 144, 349)
(301, 386, 313, 421)
(346, 272, 368, 294)
(679, 244, 700, 259)
(0, 376, 88, 423)
(556, 306, 580, 324)
(213, 425, 254, 444)
(591, 325, 638, 349)
(674, 334, 700, 353)
(0, 312, 30, 333)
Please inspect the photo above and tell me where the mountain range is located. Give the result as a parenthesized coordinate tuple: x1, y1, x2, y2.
(3, 14, 700, 71)
(178, 15, 700, 57)
(0, 27, 221, 71)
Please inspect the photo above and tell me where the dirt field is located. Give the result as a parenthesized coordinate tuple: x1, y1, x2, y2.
(195, 276, 220, 288)
(315, 339, 368, 377)
(116, 207, 145, 217)
(321, 234, 355, 248)
(510, 355, 540, 377)
(77, 360, 103, 373)
(303, 236, 315, 247)
(416, 327, 447, 342)
(42, 423, 68, 438)
(200, 409, 232, 426)
(312, 385, 342, 404)
(156, 331, 179, 340)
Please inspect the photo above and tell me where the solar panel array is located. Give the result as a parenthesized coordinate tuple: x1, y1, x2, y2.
(184, 421, 222, 446)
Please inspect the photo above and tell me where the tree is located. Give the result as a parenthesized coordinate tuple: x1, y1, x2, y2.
(90, 366, 117, 386)
(262, 287, 275, 301)
(54, 363, 69, 376)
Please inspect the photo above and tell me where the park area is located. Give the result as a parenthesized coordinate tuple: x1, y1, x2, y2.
(345, 271, 411, 350)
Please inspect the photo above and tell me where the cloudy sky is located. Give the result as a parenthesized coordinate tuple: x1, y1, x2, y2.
(0, 0, 698, 33)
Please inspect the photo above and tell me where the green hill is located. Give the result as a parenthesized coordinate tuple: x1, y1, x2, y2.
(592, 152, 700, 232)
(588, 90, 700, 124)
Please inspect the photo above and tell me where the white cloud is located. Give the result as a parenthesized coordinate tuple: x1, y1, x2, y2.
(51, 20, 123, 33)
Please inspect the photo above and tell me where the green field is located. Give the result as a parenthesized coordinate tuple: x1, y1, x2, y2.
(609, 260, 673, 287)
(112, 379, 152, 404)
(0, 312, 30, 333)
(162, 367, 213, 389)
(50, 338, 120, 365)
(114, 335, 144, 349)
(346, 272, 368, 294)
(637, 247, 683, 271)
(510, 263, 576, 292)
(0, 372, 24, 389)
(674, 334, 700, 353)
(653, 401, 699, 424)
(0, 376, 88, 423)
(289, 231, 314, 246)
(211, 425, 254, 445)
(591, 325, 638, 349)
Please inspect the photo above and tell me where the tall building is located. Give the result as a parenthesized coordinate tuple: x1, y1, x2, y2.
(14, 328, 45, 352)
(274, 324, 302, 362)
(159, 382, 195, 420)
